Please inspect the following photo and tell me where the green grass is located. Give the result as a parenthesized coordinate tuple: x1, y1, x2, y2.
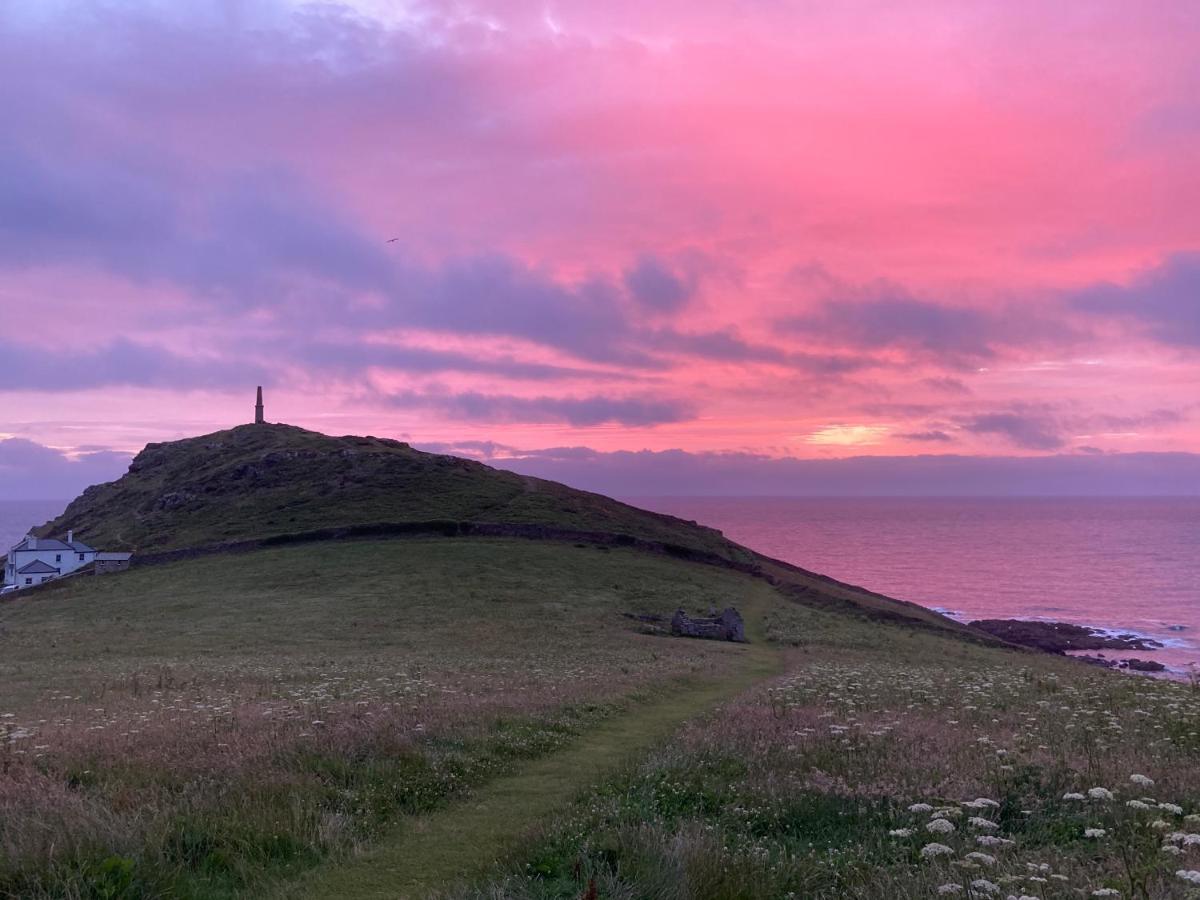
(0, 539, 778, 898)
(286, 587, 783, 899)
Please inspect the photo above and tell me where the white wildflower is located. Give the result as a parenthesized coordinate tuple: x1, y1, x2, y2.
(1126, 800, 1151, 810)
(1085, 828, 1107, 838)
(970, 879, 999, 895)
(909, 803, 934, 813)
(927, 818, 956, 834)
(889, 828, 913, 837)
(1130, 774, 1154, 787)
(976, 835, 1015, 847)
(1092, 890, 1120, 897)
(965, 852, 997, 866)
(1088, 787, 1115, 801)
(1063, 792, 1086, 801)
(1177, 870, 1200, 885)
(969, 817, 999, 830)
(921, 842, 955, 859)
(1163, 845, 1184, 856)
(964, 798, 1001, 810)
(936, 885, 962, 895)
(1160, 802, 1184, 815)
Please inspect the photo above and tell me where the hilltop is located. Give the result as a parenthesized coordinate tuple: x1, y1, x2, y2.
(35, 422, 976, 637)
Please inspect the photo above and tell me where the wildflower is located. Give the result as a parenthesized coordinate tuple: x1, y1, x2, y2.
(1085, 828, 1107, 838)
(1163, 845, 1184, 856)
(1092, 890, 1120, 897)
(1126, 800, 1151, 810)
(889, 828, 913, 837)
(1088, 787, 1115, 801)
(1160, 802, 1184, 815)
(1130, 774, 1154, 787)
(921, 843, 955, 859)
(1152, 819, 1171, 830)
(1063, 792, 1086, 801)
(968, 817, 999, 830)
(909, 803, 934, 813)
(965, 852, 997, 866)
(1177, 871, 1200, 885)
(936, 885, 962, 895)
(976, 835, 1014, 847)
(970, 879, 1000, 895)
(964, 798, 1000, 810)
(927, 818, 956, 834)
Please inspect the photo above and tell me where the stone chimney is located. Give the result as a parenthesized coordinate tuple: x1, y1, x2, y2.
(68, 530, 74, 544)
(255, 386, 265, 425)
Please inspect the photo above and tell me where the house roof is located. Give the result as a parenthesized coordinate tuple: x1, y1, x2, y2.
(10, 537, 95, 553)
(17, 560, 58, 575)
(96, 552, 133, 561)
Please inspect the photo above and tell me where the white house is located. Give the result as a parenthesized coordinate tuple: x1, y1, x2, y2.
(3, 531, 97, 589)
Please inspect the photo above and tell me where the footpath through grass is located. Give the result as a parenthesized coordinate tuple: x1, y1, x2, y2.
(290, 593, 784, 900)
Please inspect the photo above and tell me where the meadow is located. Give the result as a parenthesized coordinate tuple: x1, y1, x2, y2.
(457, 604, 1200, 899)
(0, 539, 767, 898)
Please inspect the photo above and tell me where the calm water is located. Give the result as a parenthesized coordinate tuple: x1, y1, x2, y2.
(0, 501, 65, 548)
(629, 497, 1200, 673)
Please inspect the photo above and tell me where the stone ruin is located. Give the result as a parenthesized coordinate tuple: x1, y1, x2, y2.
(670, 607, 747, 643)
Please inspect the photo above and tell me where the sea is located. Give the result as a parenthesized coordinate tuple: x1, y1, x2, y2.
(629, 497, 1200, 675)
(4, 497, 1197, 673)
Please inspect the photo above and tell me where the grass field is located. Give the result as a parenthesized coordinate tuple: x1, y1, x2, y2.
(0, 539, 771, 898)
(456, 606, 1200, 900)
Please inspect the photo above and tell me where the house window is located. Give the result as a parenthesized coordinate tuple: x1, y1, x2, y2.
(24, 578, 31, 585)
(78, 553, 85, 561)
(56, 554, 62, 562)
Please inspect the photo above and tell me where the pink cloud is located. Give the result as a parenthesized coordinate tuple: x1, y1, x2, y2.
(1, 0, 1198, 477)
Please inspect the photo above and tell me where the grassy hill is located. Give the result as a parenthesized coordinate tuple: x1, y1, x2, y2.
(33, 422, 979, 639)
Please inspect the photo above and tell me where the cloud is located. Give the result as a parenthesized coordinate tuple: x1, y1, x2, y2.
(0, 438, 130, 502)
(898, 430, 953, 442)
(0, 338, 270, 391)
(1071, 253, 1200, 347)
(960, 412, 1064, 450)
(623, 256, 692, 311)
(384, 389, 696, 426)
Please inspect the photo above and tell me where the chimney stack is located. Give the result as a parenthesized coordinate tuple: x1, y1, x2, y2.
(26, 534, 36, 551)
(68, 530, 74, 544)
(255, 386, 265, 425)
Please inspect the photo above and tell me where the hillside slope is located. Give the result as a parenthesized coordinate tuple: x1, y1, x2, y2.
(36, 422, 988, 639)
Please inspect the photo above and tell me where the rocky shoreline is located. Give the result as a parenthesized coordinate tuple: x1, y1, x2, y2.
(968, 618, 1167, 672)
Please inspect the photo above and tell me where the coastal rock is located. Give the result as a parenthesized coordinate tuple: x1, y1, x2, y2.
(968, 619, 1163, 654)
(1122, 658, 1167, 672)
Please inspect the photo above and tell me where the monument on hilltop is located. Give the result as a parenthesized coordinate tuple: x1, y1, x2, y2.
(254, 386, 265, 424)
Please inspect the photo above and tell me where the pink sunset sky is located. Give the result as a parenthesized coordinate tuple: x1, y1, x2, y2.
(2, 1, 1199, 496)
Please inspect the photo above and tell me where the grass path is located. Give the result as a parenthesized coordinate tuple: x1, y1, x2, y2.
(291, 595, 784, 900)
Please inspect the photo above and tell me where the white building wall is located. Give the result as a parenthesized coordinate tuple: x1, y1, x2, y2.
(4, 546, 96, 587)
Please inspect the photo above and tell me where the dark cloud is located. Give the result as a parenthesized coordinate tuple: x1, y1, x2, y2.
(1072, 253, 1200, 347)
(0, 339, 270, 391)
(384, 389, 696, 427)
(287, 341, 628, 382)
(489, 447, 1200, 497)
(654, 328, 875, 374)
(0, 439, 130, 502)
(623, 256, 692, 311)
(780, 271, 1079, 366)
(922, 376, 972, 395)
(898, 430, 953, 442)
(960, 412, 1064, 450)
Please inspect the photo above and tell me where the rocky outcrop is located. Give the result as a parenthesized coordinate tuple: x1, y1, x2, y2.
(670, 607, 747, 642)
(968, 619, 1163, 654)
